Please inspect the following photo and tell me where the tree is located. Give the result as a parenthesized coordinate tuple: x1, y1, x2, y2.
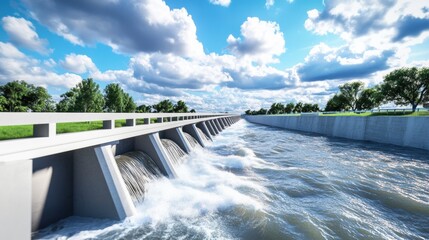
(137, 104, 152, 113)
(0, 80, 54, 112)
(268, 103, 284, 114)
(302, 103, 313, 113)
(356, 87, 384, 110)
(104, 83, 124, 112)
(325, 94, 349, 111)
(190, 109, 196, 113)
(293, 102, 303, 113)
(380, 67, 429, 112)
(173, 100, 188, 113)
(245, 109, 252, 115)
(339, 81, 364, 111)
(123, 93, 136, 112)
(57, 78, 104, 112)
(284, 102, 294, 114)
(0, 96, 6, 111)
(153, 99, 174, 113)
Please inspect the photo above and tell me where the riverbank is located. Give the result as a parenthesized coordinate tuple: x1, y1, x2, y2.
(245, 115, 429, 151)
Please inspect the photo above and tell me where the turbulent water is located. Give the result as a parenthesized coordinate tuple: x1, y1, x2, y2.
(197, 127, 211, 142)
(161, 138, 186, 165)
(183, 132, 201, 148)
(34, 120, 429, 239)
(115, 151, 163, 204)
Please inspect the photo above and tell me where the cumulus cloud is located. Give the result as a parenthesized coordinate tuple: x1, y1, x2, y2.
(21, 0, 204, 57)
(296, 43, 394, 82)
(60, 54, 98, 74)
(227, 17, 285, 64)
(265, 0, 294, 9)
(305, 0, 429, 48)
(0, 42, 81, 88)
(209, 0, 231, 7)
(1, 16, 50, 54)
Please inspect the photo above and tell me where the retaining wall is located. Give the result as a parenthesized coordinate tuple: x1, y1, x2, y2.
(245, 115, 429, 151)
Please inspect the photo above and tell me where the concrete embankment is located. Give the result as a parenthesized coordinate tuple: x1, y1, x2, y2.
(245, 115, 429, 151)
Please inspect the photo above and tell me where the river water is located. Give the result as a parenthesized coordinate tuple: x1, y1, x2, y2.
(35, 120, 429, 239)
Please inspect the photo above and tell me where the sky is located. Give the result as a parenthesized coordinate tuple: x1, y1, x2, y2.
(0, 0, 428, 113)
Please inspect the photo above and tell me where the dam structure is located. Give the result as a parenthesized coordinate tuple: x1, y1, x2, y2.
(0, 112, 240, 240)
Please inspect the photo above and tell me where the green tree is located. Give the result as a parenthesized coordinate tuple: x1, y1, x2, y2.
(284, 102, 294, 114)
(339, 81, 364, 111)
(302, 103, 314, 113)
(268, 103, 284, 114)
(356, 87, 384, 110)
(104, 83, 124, 112)
(190, 109, 196, 113)
(153, 99, 174, 113)
(380, 67, 429, 112)
(0, 95, 6, 111)
(57, 78, 104, 112)
(293, 102, 303, 113)
(173, 100, 188, 113)
(245, 109, 252, 115)
(123, 93, 136, 112)
(137, 104, 152, 113)
(0, 80, 54, 112)
(325, 94, 349, 111)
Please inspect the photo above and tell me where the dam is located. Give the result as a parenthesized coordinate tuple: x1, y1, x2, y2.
(0, 112, 240, 239)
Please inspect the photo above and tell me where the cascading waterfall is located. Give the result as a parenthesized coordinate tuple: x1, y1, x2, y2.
(197, 127, 211, 142)
(115, 151, 163, 204)
(161, 139, 187, 165)
(183, 132, 201, 148)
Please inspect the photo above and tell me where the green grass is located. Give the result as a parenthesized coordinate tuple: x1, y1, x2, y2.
(0, 125, 33, 140)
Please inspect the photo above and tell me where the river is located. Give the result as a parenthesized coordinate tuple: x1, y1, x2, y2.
(34, 119, 429, 239)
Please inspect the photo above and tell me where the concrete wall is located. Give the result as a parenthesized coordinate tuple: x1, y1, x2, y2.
(32, 152, 73, 231)
(245, 115, 429, 151)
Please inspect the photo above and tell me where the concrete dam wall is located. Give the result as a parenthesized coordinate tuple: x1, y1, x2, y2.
(245, 115, 429, 151)
(0, 112, 240, 240)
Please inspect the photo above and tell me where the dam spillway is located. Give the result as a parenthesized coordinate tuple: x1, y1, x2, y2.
(0, 112, 240, 240)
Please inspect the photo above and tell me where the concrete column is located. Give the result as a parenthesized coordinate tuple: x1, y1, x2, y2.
(197, 122, 213, 140)
(214, 119, 223, 131)
(0, 159, 32, 240)
(33, 123, 56, 138)
(218, 118, 226, 129)
(208, 120, 219, 135)
(73, 144, 136, 220)
(224, 118, 231, 127)
(183, 124, 205, 147)
(134, 133, 176, 178)
(161, 127, 191, 153)
(126, 119, 135, 127)
(103, 120, 115, 129)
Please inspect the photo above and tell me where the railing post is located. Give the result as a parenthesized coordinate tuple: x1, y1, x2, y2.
(33, 123, 56, 138)
(103, 120, 115, 129)
(144, 118, 150, 125)
(157, 117, 163, 123)
(125, 119, 135, 127)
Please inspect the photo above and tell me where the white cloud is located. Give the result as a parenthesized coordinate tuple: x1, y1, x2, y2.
(61, 54, 98, 74)
(22, 0, 204, 57)
(1, 16, 50, 54)
(0, 42, 81, 88)
(227, 17, 285, 64)
(266, 0, 294, 9)
(209, 0, 231, 7)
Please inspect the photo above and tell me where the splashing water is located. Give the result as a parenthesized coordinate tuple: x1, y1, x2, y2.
(33, 120, 429, 239)
(161, 139, 186, 165)
(183, 132, 201, 148)
(196, 127, 211, 142)
(115, 151, 164, 204)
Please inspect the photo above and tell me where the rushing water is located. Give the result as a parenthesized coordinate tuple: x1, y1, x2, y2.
(183, 132, 201, 148)
(115, 151, 163, 204)
(34, 120, 429, 239)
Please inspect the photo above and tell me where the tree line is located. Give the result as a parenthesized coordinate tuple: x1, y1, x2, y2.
(245, 67, 429, 115)
(0, 78, 195, 113)
(245, 102, 319, 115)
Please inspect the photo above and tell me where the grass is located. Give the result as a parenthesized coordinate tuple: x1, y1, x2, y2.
(0, 125, 33, 140)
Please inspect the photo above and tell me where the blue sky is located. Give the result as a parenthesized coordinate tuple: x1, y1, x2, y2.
(0, 0, 428, 112)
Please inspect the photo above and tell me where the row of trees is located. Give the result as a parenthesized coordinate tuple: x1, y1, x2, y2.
(245, 102, 319, 115)
(326, 67, 429, 112)
(0, 78, 196, 113)
(244, 67, 429, 115)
